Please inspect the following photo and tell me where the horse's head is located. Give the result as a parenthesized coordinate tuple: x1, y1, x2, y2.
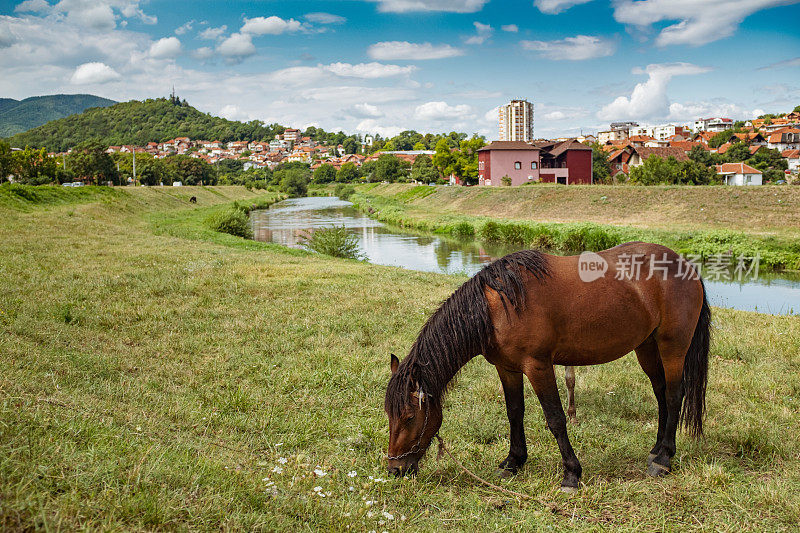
(385, 354, 442, 478)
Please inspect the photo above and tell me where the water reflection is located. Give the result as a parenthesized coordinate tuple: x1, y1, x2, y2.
(251, 196, 800, 315)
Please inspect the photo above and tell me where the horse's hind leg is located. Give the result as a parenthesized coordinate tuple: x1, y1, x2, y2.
(565, 366, 577, 424)
(635, 335, 667, 467)
(648, 335, 692, 477)
(526, 363, 582, 491)
(495, 366, 527, 478)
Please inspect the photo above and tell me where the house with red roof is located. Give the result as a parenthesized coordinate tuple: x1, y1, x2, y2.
(715, 162, 762, 185)
(477, 139, 592, 186)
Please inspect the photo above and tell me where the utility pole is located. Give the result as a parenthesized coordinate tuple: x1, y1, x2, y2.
(132, 148, 136, 185)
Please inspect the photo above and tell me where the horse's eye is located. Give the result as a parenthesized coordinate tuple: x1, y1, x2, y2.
(404, 415, 416, 425)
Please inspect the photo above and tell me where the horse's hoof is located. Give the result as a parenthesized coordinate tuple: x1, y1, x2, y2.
(647, 462, 670, 477)
(495, 468, 515, 479)
(647, 453, 656, 465)
(559, 485, 579, 494)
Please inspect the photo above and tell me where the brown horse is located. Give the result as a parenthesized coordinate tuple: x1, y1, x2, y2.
(385, 242, 710, 491)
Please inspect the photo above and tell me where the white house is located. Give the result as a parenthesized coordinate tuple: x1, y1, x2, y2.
(783, 149, 800, 173)
(716, 162, 763, 186)
(767, 129, 800, 151)
(693, 117, 733, 133)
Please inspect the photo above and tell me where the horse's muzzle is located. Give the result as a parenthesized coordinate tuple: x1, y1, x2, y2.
(387, 462, 418, 478)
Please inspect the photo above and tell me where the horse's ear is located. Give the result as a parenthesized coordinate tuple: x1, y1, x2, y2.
(390, 354, 399, 375)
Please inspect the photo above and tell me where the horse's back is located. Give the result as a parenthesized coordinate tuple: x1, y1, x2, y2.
(486, 243, 704, 368)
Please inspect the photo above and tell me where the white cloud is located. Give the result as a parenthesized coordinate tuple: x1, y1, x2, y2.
(355, 119, 403, 138)
(15, 0, 50, 12)
(241, 16, 302, 35)
(192, 47, 214, 60)
(266, 66, 329, 87)
(521, 35, 616, 60)
(175, 20, 194, 35)
(367, 0, 488, 13)
(667, 101, 755, 122)
(199, 25, 227, 40)
(598, 63, 712, 121)
(367, 41, 464, 60)
(350, 103, 384, 118)
(149, 37, 181, 59)
(534, 0, 594, 15)
(501, 24, 518, 32)
(219, 104, 252, 121)
(322, 62, 416, 78)
(612, 0, 796, 47)
(217, 33, 256, 61)
(304, 12, 346, 24)
(50, 0, 157, 30)
(70, 62, 121, 84)
(759, 56, 800, 70)
(465, 21, 493, 45)
(414, 101, 474, 121)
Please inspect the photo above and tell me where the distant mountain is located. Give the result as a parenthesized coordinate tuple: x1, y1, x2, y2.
(5, 97, 284, 152)
(0, 94, 117, 137)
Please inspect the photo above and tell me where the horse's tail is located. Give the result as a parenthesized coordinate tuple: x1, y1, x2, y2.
(681, 278, 711, 438)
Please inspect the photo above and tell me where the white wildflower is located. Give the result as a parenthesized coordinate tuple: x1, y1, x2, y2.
(347, 470, 357, 477)
(272, 466, 283, 474)
(278, 457, 288, 464)
(382, 511, 394, 520)
(314, 467, 327, 477)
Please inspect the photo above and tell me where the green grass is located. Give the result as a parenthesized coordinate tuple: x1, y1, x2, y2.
(350, 190, 800, 270)
(1, 185, 799, 530)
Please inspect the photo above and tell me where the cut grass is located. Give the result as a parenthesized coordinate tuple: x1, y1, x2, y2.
(0, 185, 799, 530)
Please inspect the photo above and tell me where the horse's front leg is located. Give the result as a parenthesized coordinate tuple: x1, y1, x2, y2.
(495, 366, 527, 478)
(527, 362, 582, 492)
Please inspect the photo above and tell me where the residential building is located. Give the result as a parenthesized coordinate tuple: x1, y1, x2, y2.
(607, 145, 690, 174)
(767, 128, 800, 151)
(693, 118, 733, 133)
(715, 162, 763, 185)
(782, 149, 800, 173)
(499, 99, 534, 142)
(652, 124, 691, 141)
(282, 128, 300, 142)
(477, 139, 591, 186)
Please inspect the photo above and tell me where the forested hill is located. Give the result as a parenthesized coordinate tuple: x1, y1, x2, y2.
(0, 94, 116, 137)
(5, 98, 285, 152)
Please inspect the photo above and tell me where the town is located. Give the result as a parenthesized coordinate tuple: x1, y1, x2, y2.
(67, 97, 798, 188)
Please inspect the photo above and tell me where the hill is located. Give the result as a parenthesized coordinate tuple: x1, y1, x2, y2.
(0, 94, 116, 137)
(5, 97, 284, 152)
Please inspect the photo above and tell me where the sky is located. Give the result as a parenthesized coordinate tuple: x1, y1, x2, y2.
(1, 0, 799, 139)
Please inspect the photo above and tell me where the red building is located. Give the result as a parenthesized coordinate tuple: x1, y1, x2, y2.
(477, 139, 592, 186)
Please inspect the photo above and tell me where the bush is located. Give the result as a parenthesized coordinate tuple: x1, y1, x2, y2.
(334, 184, 356, 201)
(300, 225, 363, 260)
(451, 221, 475, 238)
(561, 225, 620, 252)
(478, 220, 502, 242)
(206, 207, 253, 239)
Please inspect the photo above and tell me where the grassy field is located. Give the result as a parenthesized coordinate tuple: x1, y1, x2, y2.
(1, 184, 799, 531)
(358, 183, 800, 237)
(350, 184, 800, 271)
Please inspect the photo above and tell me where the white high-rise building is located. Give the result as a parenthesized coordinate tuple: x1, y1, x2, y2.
(499, 99, 534, 142)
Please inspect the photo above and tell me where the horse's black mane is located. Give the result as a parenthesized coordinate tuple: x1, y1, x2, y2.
(385, 250, 549, 418)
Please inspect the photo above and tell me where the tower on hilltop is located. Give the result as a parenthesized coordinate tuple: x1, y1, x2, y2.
(499, 99, 534, 142)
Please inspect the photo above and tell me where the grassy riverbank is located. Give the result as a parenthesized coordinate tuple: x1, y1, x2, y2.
(350, 184, 800, 271)
(1, 185, 799, 530)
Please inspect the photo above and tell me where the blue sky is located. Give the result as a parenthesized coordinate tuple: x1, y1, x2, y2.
(1, 0, 799, 138)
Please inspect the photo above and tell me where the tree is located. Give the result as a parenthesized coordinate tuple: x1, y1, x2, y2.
(432, 138, 455, 177)
(0, 141, 12, 182)
(381, 140, 396, 151)
(412, 142, 426, 151)
(676, 160, 716, 185)
(590, 142, 611, 184)
(137, 158, 166, 186)
(794, 105, 800, 114)
(688, 145, 716, 167)
(313, 163, 337, 183)
(11, 146, 58, 185)
(336, 162, 361, 183)
(68, 140, 119, 185)
(342, 138, 359, 155)
(724, 143, 751, 163)
(279, 169, 308, 197)
(708, 130, 734, 148)
(410, 154, 439, 182)
(373, 154, 408, 182)
(164, 155, 214, 185)
(629, 155, 681, 185)
(501, 175, 512, 186)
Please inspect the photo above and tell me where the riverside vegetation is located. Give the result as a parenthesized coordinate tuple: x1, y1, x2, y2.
(1, 183, 799, 530)
(349, 184, 800, 271)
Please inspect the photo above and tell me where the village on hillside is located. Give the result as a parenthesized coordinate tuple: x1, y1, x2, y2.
(88, 99, 800, 188)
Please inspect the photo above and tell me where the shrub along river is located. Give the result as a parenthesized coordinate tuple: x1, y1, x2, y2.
(251, 196, 800, 316)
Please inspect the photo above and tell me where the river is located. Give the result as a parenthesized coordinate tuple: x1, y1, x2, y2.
(251, 196, 800, 316)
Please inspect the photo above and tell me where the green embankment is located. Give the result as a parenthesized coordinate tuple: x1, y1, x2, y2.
(1, 185, 798, 530)
(350, 184, 800, 270)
